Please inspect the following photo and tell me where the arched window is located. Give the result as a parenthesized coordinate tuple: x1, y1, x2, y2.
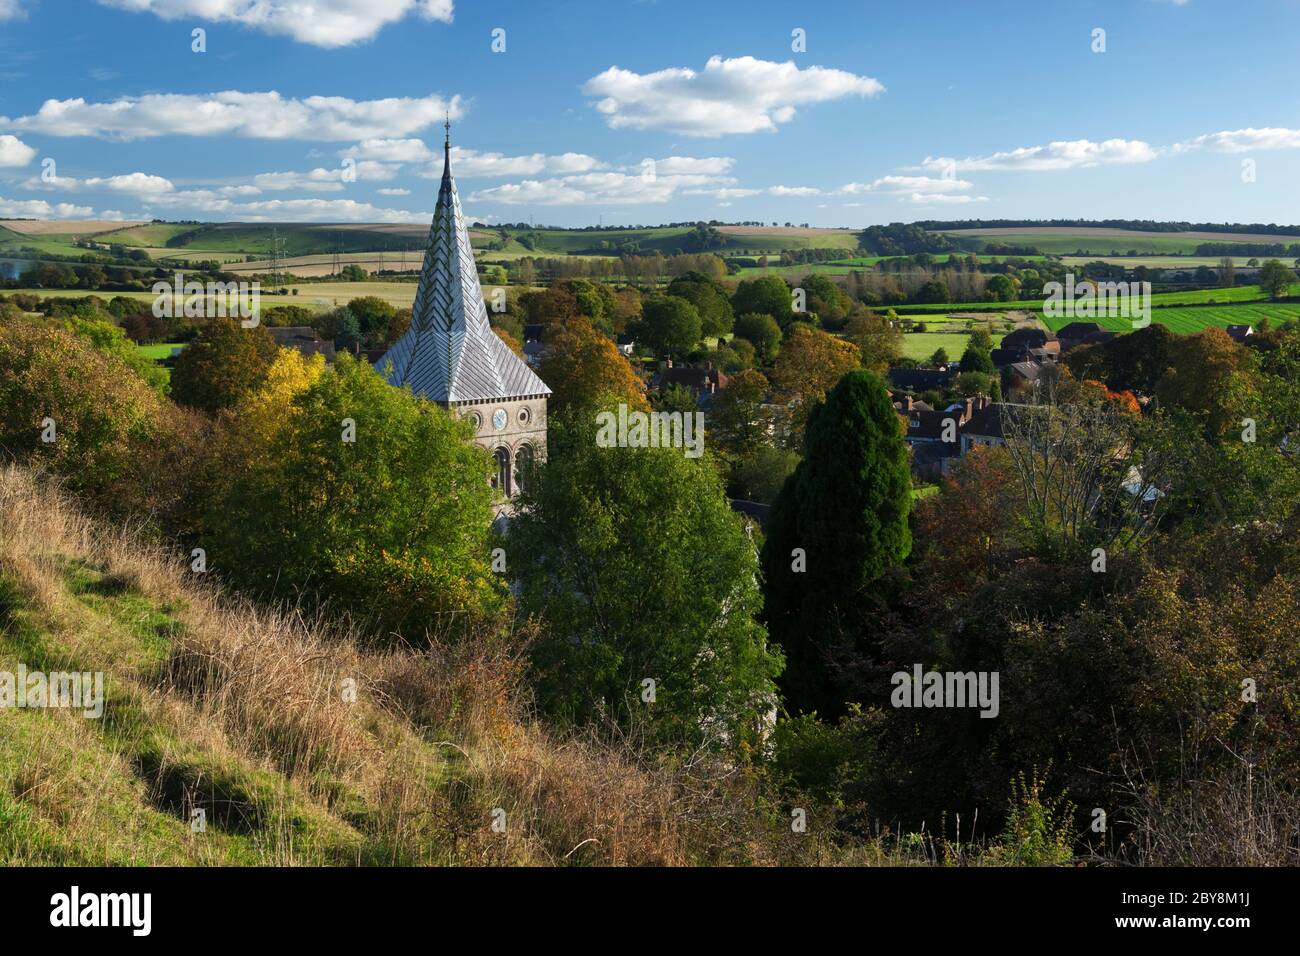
(514, 443, 534, 495)
(492, 446, 511, 496)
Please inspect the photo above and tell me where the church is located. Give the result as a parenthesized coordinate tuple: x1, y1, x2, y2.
(374, 122, 550, 508)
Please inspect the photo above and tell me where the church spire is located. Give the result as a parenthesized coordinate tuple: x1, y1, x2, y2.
(444, 114, 451, 172)
(373, 126, 550, 405)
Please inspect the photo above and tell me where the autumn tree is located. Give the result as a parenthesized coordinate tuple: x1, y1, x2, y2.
(843, 312, 903, 374)
(202, 354, 504, 639)
(0, 318, 164, 508)
(770, 325, 861, 444)
(536, 317, 648, 415)
(1155, 327, 1257, 437)
(171, 316, 280, 415)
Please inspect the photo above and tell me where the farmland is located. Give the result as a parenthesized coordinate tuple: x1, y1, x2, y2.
(934, 225, 1300, 257)
(897, 330, 1005, 362)
(1039, 302, 1300, 334)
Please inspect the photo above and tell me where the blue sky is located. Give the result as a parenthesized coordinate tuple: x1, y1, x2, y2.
(1, 0, 1299, 228)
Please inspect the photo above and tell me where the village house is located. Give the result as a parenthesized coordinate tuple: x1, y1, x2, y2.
(268, 326, 337, 362)
(888, 365, 956, 393)
(656, 359, 729, 404)
(990, 327, 1059, 368)
(1055, 321, 1105, 352)
(901, 394, 993, 479)
(960, 402, 1011, 454)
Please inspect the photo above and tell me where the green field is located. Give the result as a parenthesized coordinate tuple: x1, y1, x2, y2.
(135, 342, 185, 359)
(893, 283, 1300, 316)
(96, 223, 199, 247)
(1040, 302, 1300, 334)
(935, 228, 1252, 256)
(1058, 255, 1271, 269)
(286, 281, 416, 309)
(731, 262, 862, 280)
(897, 330, 1006, 362)
(0, 229, 92, 259)
(951, 232, 1210, 255)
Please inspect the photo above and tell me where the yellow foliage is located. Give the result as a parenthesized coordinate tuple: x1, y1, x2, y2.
(237, 348, 327, 446)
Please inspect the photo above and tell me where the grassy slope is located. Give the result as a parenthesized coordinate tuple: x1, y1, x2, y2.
(0, 466, 825, 867)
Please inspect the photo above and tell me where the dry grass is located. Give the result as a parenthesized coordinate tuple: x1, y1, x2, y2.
(1119, 753, 1300, 866)
(0, 219, 149, 236)
(0, 464, 804, 865)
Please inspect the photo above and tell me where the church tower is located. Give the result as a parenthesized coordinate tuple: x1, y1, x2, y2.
(374, 121, 550, 506)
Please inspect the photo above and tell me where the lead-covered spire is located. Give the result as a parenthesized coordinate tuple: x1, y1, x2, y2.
(374, 129, 550, 404)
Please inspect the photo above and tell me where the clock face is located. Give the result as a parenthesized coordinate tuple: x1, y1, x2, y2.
(492, 408, 508, 430)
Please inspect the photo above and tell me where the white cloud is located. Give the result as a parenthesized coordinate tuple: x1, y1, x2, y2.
(0, 195, 94, 218)
(1175, 127, 1300, 153)
(0, 133, 36, 166)
(0, 0, 24, 21)
(922, 138, 1158, 172)
(24, 171, 176, 194)
(650, 156, 734, 176)
(768, 185, 821, 196)
(253, 169, 345, 192)
(840, 175, 974, 195)
(467, 154, 743, 205)
(98, 0, 453, 48)
(3, 90, 463, 141)
(437, 147, 605, 178)
(545, 152, 605, 174)
(99, 209, 128, 220)
(377, 187, 411, 196)
(139, 188, 431, 222)
(470, 168, 728, 206)
(583, 55, 884, 136)
(684, 187, 761, 200)
(905, 193, 988, 205)
(341, 138, 434, 163)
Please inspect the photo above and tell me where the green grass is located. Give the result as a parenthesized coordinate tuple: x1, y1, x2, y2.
(937, 230, 1222, 256)
(0, 564, 362, 865)
(0, 232, 102, 260)
(1041, 302, 1300, 334)
(95, 223, 201, 248)
(136, 343, 184, 360)
(1058, 255, 1270, 269)
(897, 331, 1005, 362)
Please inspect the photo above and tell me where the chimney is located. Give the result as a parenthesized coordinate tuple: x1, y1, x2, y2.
(900, 395, 913, 411)
(964, 397, 974, 421)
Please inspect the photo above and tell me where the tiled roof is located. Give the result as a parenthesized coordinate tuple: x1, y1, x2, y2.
(374, 131, 549, 404)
